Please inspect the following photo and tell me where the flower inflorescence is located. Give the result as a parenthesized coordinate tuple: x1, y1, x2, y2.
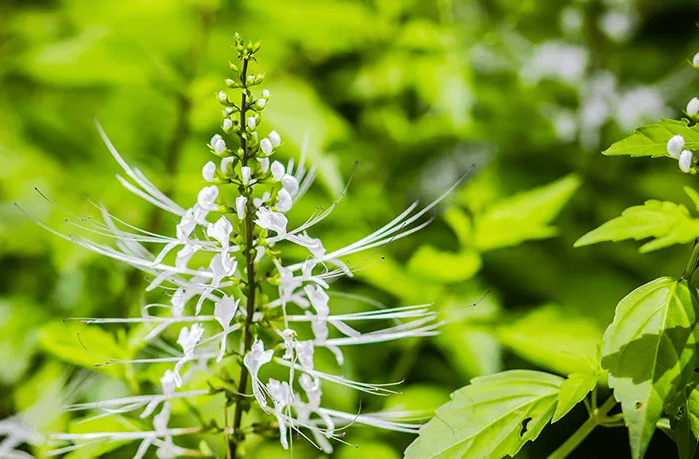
(40, 34, 454, 457)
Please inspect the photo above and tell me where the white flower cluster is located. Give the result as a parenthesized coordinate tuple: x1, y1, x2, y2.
(664, 52, 699, 174)
(41, 44, 455, 456)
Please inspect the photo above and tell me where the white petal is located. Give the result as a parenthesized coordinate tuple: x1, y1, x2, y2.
(269, 131, 281, 147)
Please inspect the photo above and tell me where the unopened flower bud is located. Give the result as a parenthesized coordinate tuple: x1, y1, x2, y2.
(202, 161, 216, 182)
(269, 131, 281, 147)
(220, 156, 235, 174)
(247, 75, 255, 84)
(241, 166, 252, 185)
(693, 52, 699, 68)
(680, 150, 694, 173)
(247, 117, 257, 130)
(688, 97, 699, 116)
(667, 135, 685, 158)
(277, 188, 293, 212)
(214, 138, 226, 154)
(256, 99, 267, 109)
(282, 174, 300, 196)
(218, 91, 228, 104)
(260, 138, 273, 155)
(262, 89, 270, 98)
(223, 118, 233, 130)
(271, 161, 285, 181)
(257, 157, 270, 173)
(236, 196, 247, 220)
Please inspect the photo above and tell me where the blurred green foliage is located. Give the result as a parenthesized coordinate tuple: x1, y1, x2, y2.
(2, 0, 699, 457)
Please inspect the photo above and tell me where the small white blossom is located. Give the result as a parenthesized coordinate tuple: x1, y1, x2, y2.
(694, 52, 699, 68)
(247, 116, 257, 129)
(207, 216, 232, 249)
(211, 134, 226, 154)
(243, 340, 274, 408)
(269, 130, 281, 147)
(235, 196, 247, 220)
(255, 207, 288, 236)
(260, 138, 273, 155)
(197, 185, 219, 211)
(688, 97, 699, 116)
(202, 161, 216, 182)
(262, 89, 270, 97)
(257, 157, 270, 173)
(241, 166, 252, 185)
(282, 174, 300, 196)
(220, 156, 235, 175)
(277, 188, 293, 212)
(217, 91, 228, 104)
(223, 118, 233, 130)
(174, 324, 204, 386)
(680, 149, 694, 173)
(667, 135, 685, 158)
(256, 99, 267, 109)
(271, 161, 285, 181)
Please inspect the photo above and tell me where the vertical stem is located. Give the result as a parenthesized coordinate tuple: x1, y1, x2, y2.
(230, 57, 254, 458)
(681, 239, 699, 282)
(546, 395, 618, 459)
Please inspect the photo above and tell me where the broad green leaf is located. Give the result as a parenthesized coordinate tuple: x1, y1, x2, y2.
(551, 372, 597, 423)
(574, 200, 699, 252)
(337, 441, 401, 459)
(473, 174, 580, 251)
(685, 186, 699, 213)
(496, 304, 603, 376)
(38, 321, 128, 379)
(603, 119, 699, 157)
(687, 374, 699, 439)
(670, 391, 697, 459)
(404, 370, 563, 459)
(407, 245, 481, 283)
(602, 277, 699, 459)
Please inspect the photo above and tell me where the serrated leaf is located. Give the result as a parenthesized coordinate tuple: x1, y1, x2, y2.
(496, 304, 603, 376)
(407, 245, 481, 283)
(551, 372, 597, 423)
(574, 200, 699, 252)
(404, 370, 563, 459)
(602, 277, 699, 459)
(603, 118, 699, 157)
(473, 174, 580, 251)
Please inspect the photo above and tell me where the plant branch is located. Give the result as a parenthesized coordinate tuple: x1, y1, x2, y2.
(546, 395, 618, 459)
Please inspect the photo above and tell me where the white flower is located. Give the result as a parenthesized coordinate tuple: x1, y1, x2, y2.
(688, 97, 699, 116)
(247, 116, 257, 129)
(223, 118, 233, 130)
(257, 157, 270, 173)
(282, 174, 300, 196)
(255, 207, 288, 236)
(202, 161, 216, 182)
(262, 89, 270, 97)
(680, 149, 694, 173)
(271, 160, 285, 181)
(243, 339, 274, 408)
(668, 135, 685, 158)
(197, 185, 219, 211)
(220, 156, 235, 174)
(276, 188, 293, 212)
(241, 166, 252, 185)
(235, 196, 247, 220)
(267, 379, 292, 449)
(214, 294, 240, 362)
(210, 133, 226, 154)
(256, 99, 267, 109)
(269, 130, 281, 147)
(207, 216, 232, 249)
(260, 138, 273, 155)
(694, 52, 699, 68)
(217, 91, 228, 104)
(174, 324, 204, 386)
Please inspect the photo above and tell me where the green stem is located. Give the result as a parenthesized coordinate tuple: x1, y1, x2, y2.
(681, 239, 699, 282)
(546, 395, 618, 459)
(230, 56, 254, 459)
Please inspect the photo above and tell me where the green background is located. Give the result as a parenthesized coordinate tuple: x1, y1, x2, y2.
(1, 0, 699, 457)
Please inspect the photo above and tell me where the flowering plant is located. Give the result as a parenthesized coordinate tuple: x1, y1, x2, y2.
(20, 34, 458, 458)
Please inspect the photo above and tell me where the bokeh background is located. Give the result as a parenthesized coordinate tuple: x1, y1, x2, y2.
(2, 0, 699, 457)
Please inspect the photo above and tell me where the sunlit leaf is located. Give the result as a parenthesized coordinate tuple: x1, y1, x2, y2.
(602, 277, 699, 459)
(473, 174, 580, 251)
(404, 370, 563, 459)
(496, 304, 603, 376)
(407, 245, 481, 283)
(574, 200, 699, 252)
(551, 372, 597, 423)
(603, 119, 699, 157)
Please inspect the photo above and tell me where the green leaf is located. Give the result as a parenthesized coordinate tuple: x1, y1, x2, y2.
(574, 200, 699, 252)
(551, 372, 597, 423)
(670, 391, 697, 459)
(602, 277, 699, 459)
(684, 186, 699, 213)
(473, 174, 580, 251)
(404, 370, 563, 459)
(603, 119, 699, 157)
(687, 374, 699, 439)
(407, 245, 481, 283)
(496, 304, 604, 376)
